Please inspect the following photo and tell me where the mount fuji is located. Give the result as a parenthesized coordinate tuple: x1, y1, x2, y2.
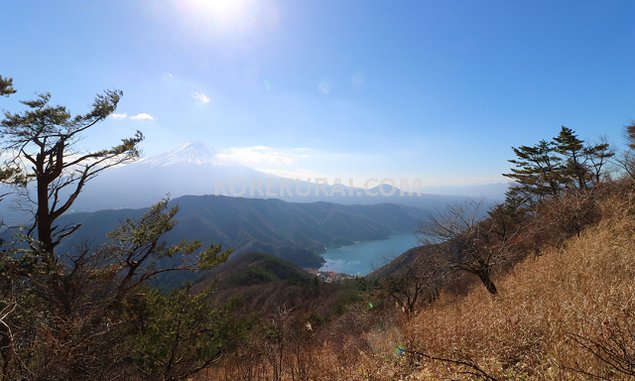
(1, 141, 470, 219)
(139, 141, 220, 167)
(0, 142, 479, 271)
(68, 141, 469, 212)
(70, 142, 276, 211)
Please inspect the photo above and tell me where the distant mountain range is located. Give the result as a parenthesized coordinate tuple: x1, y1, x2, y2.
(65, 142, 473, 211)
(1, 142, 500, 225)
(55, 194, 431, 269)
(0, 141, 502, 288)
(421, 183, 510, 199)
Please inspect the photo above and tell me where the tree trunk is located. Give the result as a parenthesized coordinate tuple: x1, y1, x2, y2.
(476, 271, 497, 295)
(36, 177, 54, 257)
(0, 330, 13, 381)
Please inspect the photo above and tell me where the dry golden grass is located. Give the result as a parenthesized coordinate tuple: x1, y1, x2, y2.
(387, 193, 635, 380)
(204, 192, 635, 381)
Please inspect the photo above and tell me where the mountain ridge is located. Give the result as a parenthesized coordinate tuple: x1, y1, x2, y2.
(138, 141, 220, 167)
(0, 143, 493, 223)
(55, 194, 431, 271)
(66, 142, 479, 212)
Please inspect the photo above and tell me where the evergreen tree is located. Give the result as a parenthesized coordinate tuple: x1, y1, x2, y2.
(1, 85, 143, 257)
(553, 126, 614, 188)
(0, 75, 21, 195)
(504, 127, 614, 201)
(127, 286, 243, 380)
(554, 126, 587, 189)
(1, 76, 234, 380)
(0, 76, 15, 97)
(503, 140, 563, 201)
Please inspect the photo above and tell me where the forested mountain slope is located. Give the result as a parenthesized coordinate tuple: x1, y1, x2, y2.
(55, 194, 430, 268)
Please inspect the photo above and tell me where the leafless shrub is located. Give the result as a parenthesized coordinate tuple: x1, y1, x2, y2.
(380, 251, 447, 315)
(568, 310, 635, 380)
(421, 199, 523, 295)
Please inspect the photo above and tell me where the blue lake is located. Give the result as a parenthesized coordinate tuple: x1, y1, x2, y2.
(319, 232, 420, 275)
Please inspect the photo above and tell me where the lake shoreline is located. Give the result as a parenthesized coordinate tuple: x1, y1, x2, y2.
(318, 231, 419, 276)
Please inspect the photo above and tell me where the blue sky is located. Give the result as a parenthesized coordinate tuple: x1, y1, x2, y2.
(2, 0, 634, 188)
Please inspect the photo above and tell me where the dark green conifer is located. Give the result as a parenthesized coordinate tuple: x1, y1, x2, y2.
(0, 76, 15, 97)
(503, 140, 563, 200)
(554, 126, 587, 189)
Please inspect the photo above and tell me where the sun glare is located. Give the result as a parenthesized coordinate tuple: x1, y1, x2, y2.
(185, 0, 255, 34)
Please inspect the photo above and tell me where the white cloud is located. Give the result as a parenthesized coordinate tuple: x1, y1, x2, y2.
(129, 113, 155, 121)
(216, 146, 297, 166)
(109, 112, 155, 121)
(191, 92, 211, 104)
(215, 146, 327, 179)
(317, 81, 332, 95)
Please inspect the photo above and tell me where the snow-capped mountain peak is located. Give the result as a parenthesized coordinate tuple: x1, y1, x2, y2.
(140, 141, 218, 167)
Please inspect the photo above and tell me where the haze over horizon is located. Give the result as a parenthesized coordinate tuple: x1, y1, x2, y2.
(2, 0, 633, 188)
(135, 140, 510, 196)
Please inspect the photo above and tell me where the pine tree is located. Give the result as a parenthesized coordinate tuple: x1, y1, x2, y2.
(503, 140, 563, 201)
(0, 76, 22, 202)
(1, 83, 143, 257)
(0, 76, 15, 97)
(504, 127, 614, 202)
(554, 126, 588, 189)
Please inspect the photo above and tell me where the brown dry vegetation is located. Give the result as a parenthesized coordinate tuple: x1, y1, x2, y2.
(205, 186, 635, 381)
(398, 190, 635, 380)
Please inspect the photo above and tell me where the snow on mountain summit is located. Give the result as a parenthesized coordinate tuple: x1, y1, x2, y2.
(140, 141, 219, 167)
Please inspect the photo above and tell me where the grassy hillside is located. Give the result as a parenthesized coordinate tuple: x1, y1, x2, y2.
(368, 190, 635, 380)
(204, 186, 635, 381)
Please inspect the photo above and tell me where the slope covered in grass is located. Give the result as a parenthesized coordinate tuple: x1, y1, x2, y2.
(376, 192, 635, 380)
(205, 189, 635, 381)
